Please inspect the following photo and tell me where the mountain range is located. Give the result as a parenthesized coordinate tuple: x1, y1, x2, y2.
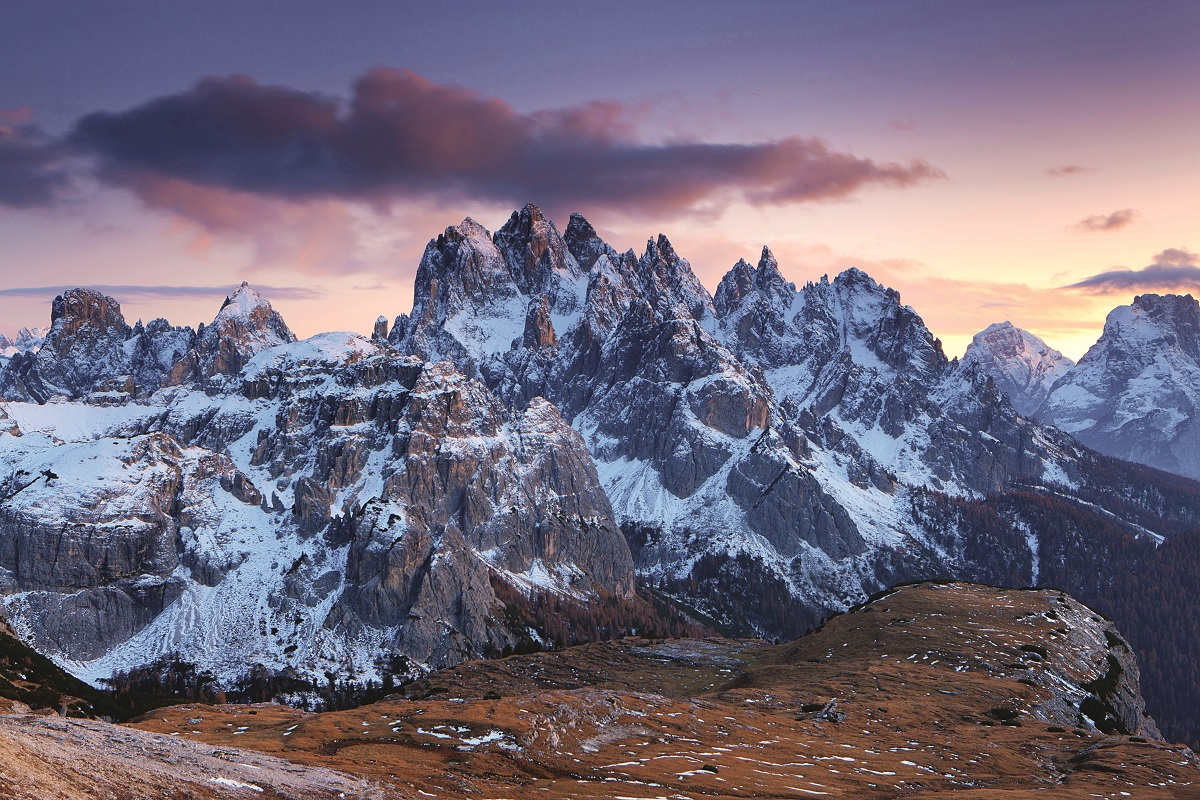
(1, 204, 1198, 698)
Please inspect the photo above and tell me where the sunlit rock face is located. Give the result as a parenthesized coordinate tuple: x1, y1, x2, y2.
(167, 282, 295, 384)
(0, 289, 193, 402)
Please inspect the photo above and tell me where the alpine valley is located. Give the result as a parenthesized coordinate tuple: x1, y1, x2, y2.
(2, 205, 1199, 732)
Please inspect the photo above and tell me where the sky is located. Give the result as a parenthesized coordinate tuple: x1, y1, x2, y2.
(3, 0, 1199, 359)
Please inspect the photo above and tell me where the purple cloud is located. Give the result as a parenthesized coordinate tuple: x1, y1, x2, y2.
(1076, 208, 1137, 232)
(1065, 248, 1200, 292)
(0, 124, 69, 208)
(66, 69, 943, 218)
(1045, 165, 1092, 177)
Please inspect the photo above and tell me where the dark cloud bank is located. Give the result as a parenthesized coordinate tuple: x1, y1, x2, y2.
(0, 125, 69, 208)
(4, 68, 943, 218)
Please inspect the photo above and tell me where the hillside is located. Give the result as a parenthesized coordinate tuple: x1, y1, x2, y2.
(84, 582, 1195, 798)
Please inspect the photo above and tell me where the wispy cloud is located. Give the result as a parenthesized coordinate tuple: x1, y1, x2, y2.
(1045, 164, 1092, 177)
(1075, 208, 1137, 232)
(0, 284, 322, 300)
(1065, 248, 1200, 293)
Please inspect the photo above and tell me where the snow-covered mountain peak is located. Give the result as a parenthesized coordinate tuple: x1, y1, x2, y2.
(0, 326, 48, 358)
(494, 202, 584, 297)
(1040, 292, 1200, 478)
(215, 281, 273, 323)
(713, 258, 756, 315)
(166, 283, 295, 384)
(0, 287, 194, 401)
(962, 321, 1073, 416)
(753, 246, 793, 303)
(1132, 291, 1199, 314)
(563, 212, 619, 274)
(833, 264, 871, 282)
(1083, 293, 1200, 361)
(1119, 293, 1200, 355)
(206, 282, 293, 340)
(401, 207, 590, 361)
(800, 267, 946, 378)
(564, 211, 596, 239)
(713, 247, 793, 318)
(445, 216, 492, 243)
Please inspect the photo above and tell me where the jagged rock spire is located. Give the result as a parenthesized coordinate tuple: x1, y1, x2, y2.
(371, 315, 388, 340)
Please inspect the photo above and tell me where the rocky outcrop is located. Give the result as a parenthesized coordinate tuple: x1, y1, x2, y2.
(0, 434, 201, 659)
(371, 315, 388, 340)
(0, 290, 192, 401)
(4, 289, 131, 401)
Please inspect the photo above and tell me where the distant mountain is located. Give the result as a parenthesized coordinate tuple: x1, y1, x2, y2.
(962, 321, 1073, 416)
(0, 327, 47, 360)
(2, 205, 1199, 698)
(1039, 293, 1200, 480)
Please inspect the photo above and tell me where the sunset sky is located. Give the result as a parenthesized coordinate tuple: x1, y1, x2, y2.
(3, 0, 1198, 359)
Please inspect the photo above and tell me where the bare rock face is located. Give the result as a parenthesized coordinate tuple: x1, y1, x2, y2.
(274, 346, 633, 668)
(299, 359, 634, 665)
(371, 315, 389, 340)
(0, 432, 266, 659)
(522, 298, 557, 349)
(5, 289, 130, 401)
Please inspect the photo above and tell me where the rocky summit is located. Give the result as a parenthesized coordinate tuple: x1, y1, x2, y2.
(2, 206, 1200, 695)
